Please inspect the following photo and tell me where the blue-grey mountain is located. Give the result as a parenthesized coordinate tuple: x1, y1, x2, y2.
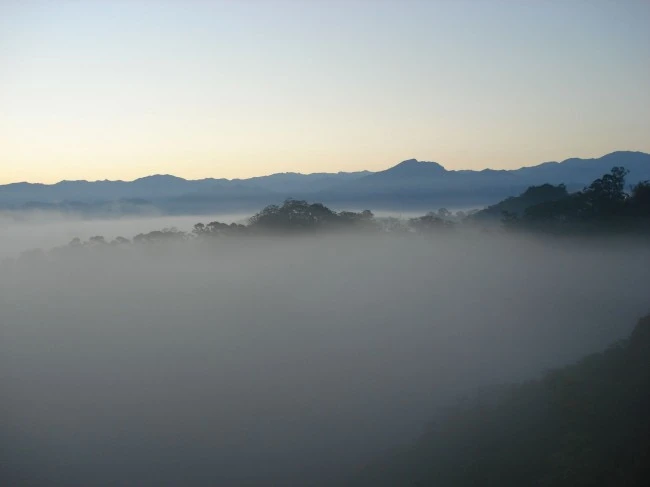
(1, 151, 648, 216)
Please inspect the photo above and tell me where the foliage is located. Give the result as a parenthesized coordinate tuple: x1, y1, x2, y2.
(248, 198, 340, 232)
(468, 167, 650, 234)
(133, 227, 187, 244)
(409, 212, 454, 232)
(520, 167, 649, 232)
(192, 221, 248, 237)
(472, 183, 569, 221)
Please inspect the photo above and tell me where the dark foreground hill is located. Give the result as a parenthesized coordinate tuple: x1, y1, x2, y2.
(350, 314, 650, 487)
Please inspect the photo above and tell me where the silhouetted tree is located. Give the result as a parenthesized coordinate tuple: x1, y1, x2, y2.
(582, 166, 629, 218)
(627, 181, 650, 217)
(111, 236, 130, 245)
(481, 167, 650, 234)
(249, 199, 339, 232)
(133, 227, 186, 244)
(473, 184, 569, 221)
(193, 221, 248, 237)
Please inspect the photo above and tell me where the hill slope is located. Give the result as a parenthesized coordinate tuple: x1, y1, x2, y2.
(350, 314, 650, 486)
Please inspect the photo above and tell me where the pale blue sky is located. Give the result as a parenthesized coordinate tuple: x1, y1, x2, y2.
(1, 0, 649, 183)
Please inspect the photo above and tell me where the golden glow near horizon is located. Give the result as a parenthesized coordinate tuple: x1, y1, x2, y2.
(1, 1, 649, 184)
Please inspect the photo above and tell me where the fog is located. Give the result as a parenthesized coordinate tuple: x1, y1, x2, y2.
(1, 230, 649, 485)
(0, 209, 476, 261)
(0, 213, 249, 261)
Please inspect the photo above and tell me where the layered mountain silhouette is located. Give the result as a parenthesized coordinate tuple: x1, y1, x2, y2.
(1, 151, 648, 216)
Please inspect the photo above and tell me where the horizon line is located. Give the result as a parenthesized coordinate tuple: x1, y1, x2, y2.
(1, 150, 645, 186)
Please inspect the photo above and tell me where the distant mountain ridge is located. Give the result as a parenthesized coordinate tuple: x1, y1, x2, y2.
(314, 151, 650, 209)
(1, 151, 648, 216)
(0, 171, 371, 206)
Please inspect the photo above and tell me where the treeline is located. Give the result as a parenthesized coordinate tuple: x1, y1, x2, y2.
(52, 201, 467, 251)
(350, 313, 650, 486)
(12, 166, 650, 259)
(107, 166, 650, 247)
(475, 167, 650, 233)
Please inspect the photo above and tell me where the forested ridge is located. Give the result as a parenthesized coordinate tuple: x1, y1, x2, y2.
(8, 166, 649, 263)
(474, 166, 650, 233)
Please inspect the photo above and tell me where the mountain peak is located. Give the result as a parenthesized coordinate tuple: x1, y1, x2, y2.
(134, 174, 187, 183)
(395, 158, 419, 166)
(357, 158, 447, 185)
(388, 159, 446, 173)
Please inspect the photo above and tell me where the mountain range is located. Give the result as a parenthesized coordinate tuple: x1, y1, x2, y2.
(1, 151, 649, 217)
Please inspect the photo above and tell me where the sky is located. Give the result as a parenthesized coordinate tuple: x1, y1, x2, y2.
(1, 0, 649, 184)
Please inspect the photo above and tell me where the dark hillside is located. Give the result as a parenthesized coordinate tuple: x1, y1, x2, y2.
(351, 314, 650, 486)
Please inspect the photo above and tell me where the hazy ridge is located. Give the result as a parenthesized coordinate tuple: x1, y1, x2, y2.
(2, 151, 649, 216)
